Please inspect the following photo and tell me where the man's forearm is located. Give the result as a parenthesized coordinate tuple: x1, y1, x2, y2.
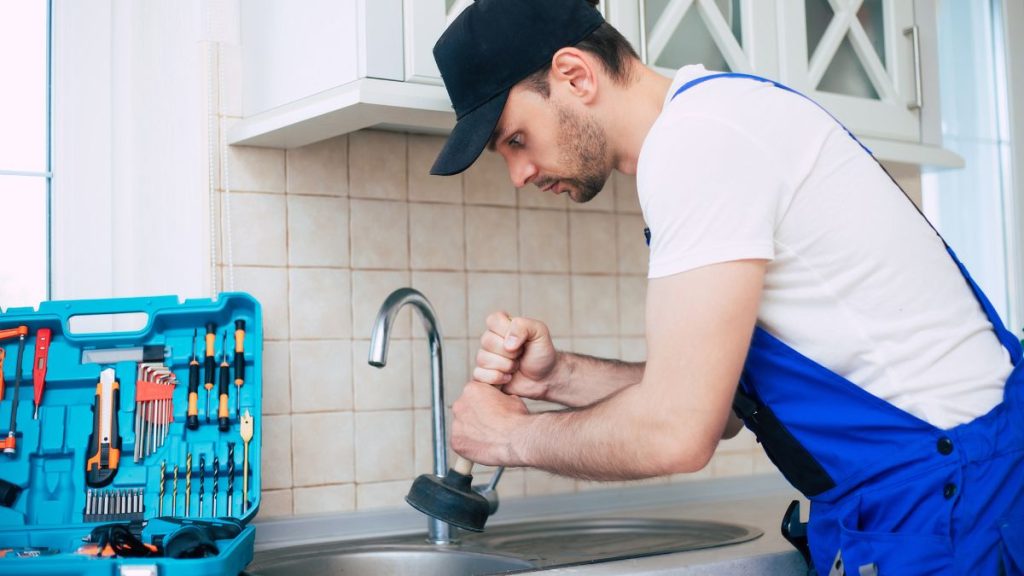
(509, 380, 714, 481)
(545, 352, 645, 407)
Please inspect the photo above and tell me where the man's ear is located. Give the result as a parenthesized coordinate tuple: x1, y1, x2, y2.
(550, 47, 598, 104)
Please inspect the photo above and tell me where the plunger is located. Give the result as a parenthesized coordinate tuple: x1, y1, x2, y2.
(405, 456, 490, 532)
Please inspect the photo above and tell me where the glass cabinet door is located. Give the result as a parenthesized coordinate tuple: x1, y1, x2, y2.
(626, 0, 778, 75)
(779, 0, 919, 141)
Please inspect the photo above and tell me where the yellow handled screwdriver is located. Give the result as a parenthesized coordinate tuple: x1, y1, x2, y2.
(217, 332, 231, 432)
(186, 330, 200, 430)
(203, 323, 216, 423)
(233, 320, 246, 419)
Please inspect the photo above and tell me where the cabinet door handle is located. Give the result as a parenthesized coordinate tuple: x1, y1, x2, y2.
(638, 0, 649, 65)
(904, 25, 923, 111)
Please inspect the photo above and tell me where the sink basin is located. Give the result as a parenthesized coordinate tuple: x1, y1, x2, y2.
(246, 517, 762, 575)
(246, 545, 534, 576)
(468, 517, 762, 566)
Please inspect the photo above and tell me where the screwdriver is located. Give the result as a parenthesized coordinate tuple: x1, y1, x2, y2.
(233, 320, 246, 419)
(186, 330, 200, 430)
(218, 332, 231, 432)
(32, 328, 51, 420)
(203, 323, 216, 423)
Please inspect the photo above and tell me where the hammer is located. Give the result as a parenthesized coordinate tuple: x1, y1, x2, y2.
(405, 455, 490, 532)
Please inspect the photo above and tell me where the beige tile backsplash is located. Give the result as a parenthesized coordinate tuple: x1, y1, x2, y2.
(222, 129, 772, 520)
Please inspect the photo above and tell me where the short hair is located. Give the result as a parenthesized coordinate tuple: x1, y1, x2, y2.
(522, 20, 640, 98)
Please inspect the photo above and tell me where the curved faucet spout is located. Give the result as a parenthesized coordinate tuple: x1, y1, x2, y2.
(369, 287, 442, 369)
(368, 287, 451, 543)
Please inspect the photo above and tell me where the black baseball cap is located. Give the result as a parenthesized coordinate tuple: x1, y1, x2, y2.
(430, 0, 605, 176)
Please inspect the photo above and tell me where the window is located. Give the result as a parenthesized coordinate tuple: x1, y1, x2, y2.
(922, 0, 1020, 334)
(0, 1, 50, 309)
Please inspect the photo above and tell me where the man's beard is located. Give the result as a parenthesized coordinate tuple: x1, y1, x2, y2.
(553, 104, 611, 203)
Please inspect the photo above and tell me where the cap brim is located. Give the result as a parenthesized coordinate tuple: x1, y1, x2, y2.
(430, 90, 510, 176)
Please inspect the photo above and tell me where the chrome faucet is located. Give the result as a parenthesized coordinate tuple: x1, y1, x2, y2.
(369, 287, 503, 544)
(368, 288, 452, 544)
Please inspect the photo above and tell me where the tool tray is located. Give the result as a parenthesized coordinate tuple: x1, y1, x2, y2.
(0, 293, 262, 575)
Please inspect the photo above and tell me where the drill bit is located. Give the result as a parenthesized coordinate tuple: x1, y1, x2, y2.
(241, 410, 254, 514)
(159, 460, 166, 516)
(172, 464, 179, 516)
(199, 455, 206, 517)
(213, 456, 219, 517)
(185, 453, 192, 518)
(227, 443, 235, 517)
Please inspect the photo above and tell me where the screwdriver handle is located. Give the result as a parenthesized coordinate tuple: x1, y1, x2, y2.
(233, 320, 245, 386)
(218, 356, 231, 432)
(204, 323, 216, 390)
(187, 359, 200, 430)
(32, 329, 51, 419)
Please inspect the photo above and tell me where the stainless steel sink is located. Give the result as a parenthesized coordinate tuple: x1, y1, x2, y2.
(246, 544, 534, 576)
(469, 517, 761, 566)
(245, 518, 762, 575)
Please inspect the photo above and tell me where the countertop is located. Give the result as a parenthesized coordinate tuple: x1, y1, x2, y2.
(250, 473, 810, 575)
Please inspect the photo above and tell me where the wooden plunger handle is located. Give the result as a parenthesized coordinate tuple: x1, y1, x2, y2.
(453, 456, 474, 476)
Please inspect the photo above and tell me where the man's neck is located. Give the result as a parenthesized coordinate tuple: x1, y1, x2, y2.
(608, 65, 673, 175)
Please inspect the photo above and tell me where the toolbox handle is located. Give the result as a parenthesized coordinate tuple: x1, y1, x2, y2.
(38, 296, 183, 343)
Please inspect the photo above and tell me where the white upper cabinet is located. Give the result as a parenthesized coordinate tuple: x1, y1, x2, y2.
(230, 0, 959, 167)
(404, 0, 473, 84)
(777, 0, 918, 142)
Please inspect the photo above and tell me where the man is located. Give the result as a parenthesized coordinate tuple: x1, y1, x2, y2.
(429, 1, 1023, 574)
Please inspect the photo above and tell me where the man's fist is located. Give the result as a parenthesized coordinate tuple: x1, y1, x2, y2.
(472, 312, 560, 401)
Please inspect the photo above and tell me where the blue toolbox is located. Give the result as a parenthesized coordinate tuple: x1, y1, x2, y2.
(0, 293, 262, 575)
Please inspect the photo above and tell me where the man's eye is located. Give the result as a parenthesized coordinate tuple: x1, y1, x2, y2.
(508, 134, 523, 148)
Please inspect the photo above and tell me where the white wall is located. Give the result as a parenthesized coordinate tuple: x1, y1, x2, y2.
(50, 0, 221, 303)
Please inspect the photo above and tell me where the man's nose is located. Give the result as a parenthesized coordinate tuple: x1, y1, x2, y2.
(508, 157, 538, 189)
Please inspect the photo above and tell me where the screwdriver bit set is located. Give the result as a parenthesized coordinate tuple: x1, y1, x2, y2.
(0, 293, 262, 575)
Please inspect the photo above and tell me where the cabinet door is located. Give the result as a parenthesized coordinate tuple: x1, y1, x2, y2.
(404, 0, 474, 85)
(778, 0, 920, 141)
(609, 0, 778, 77)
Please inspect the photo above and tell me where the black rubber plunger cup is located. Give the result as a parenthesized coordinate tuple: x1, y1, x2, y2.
(406, 456, 490, 532)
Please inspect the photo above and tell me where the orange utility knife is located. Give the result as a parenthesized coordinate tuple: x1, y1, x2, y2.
(85, 368, 121, 487)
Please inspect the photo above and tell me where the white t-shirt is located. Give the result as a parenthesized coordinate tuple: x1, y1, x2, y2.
(638, 65, 1012, 429)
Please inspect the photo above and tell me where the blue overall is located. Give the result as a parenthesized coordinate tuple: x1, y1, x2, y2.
(670, 74, 1024, 575)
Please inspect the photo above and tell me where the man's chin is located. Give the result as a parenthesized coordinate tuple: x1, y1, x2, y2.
(568, 181, 608, 203)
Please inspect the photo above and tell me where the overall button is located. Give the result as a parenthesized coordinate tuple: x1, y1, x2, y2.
(943, 483, 957, 499)
(937, 437, 954, 455)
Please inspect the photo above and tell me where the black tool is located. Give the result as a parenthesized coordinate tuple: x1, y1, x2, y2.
(405, 456, 490, 532)
(217, 332, 231, 432)
(233, 320, 245, 419)
(781, 499, 812, 569)
(85, 369, 122, 487)
(203, 323, 216, 423)
(187, 330, 200, 430)
(0, 478, 23, 507)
